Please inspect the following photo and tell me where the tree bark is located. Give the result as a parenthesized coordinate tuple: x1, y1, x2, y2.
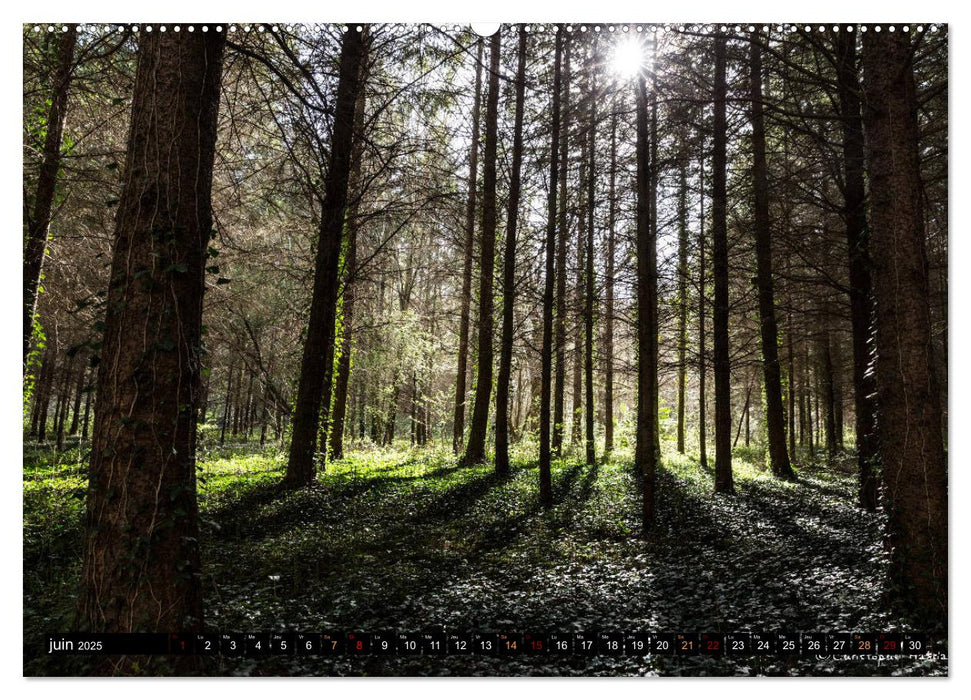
(495, 26, 526, 475)
(676, 151, 689, 454)
(24, 24, 77, 373)
(286, 26, 367, 487)
(583, 53, 597, 467)
(635, 71, 658, 531)
(698, 153, 708, 470)
(603, 105, 617, 455)
(712, 34, 734, 493)
(452, 39, 483, 455)
(77, 28, 225, 634)
(749, 33, 795, 479)
(539, 29, 563, 508)
(552, 36, 571, 457)
(462, 30, 501, 466)
(835, 27, 879, 510)
(862, 29, 947, 630)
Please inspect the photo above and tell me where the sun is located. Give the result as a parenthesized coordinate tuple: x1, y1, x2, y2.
(611, 37, 648, 79)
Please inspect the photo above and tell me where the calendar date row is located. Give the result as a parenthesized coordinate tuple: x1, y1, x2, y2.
(46, 631, 931, 657)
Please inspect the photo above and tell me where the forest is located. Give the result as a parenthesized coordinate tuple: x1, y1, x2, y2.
(22, 22, 947, 677)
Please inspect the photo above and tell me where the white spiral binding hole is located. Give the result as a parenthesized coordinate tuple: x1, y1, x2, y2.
(30, 23, 944, 35)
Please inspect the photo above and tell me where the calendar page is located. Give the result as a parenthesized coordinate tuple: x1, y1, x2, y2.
(21, 16, 948, 679)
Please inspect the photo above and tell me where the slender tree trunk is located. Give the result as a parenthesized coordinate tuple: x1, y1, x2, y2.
(821, 330, 838, 461)
(787, 307, 797, 457)
(635, 70, 658, 531)
(30, 345, 54, 438)
(836, 28, 879, 510)
(220, 361, 233, 445)
(552, 36, 571, 457)
(712, 34, 734, 493)
(77, 28, 225, 634)
(462, 30, 501, 466)
(81, 370, 92, 442)
(54, 357, 71, 451)
(749, 33, 794, 479)
(583, 56, 597, 467)
(676, 152, 688, 454)
(698, 153, 708, 469)
(649, 40, 661, 463)
(539, 29, 563, 508)
(862, 29, 947, 629)
(286, 26, 367, 487)
(495, 26, 526, 475)
(68, 358, 85, 435)
(37, 345, 56, 442)
(24, 24, 77, 373)
(453, 39, 484, 455)
(603, 105, 617, 455)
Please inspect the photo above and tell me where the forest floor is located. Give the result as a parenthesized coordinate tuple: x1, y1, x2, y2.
(23, 438, 947, 677)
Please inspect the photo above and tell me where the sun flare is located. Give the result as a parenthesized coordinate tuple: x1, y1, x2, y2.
(611, 37, 648, 78)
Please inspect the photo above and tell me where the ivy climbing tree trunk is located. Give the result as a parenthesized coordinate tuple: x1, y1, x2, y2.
(286, 25, 367, 487)
(462, 29, 500, 465)
(76, 27, 225, 634)
(23, 24, 77, 374)
(329, 57, 369, 462)
(862, 29, 947, 631)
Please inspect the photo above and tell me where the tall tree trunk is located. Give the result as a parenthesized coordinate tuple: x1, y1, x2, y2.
(787, 307, 797, 457)
(635, 70, 658, 531)
(452, 39, 483, 455)
(603, 105, 617, 455)
(77, 28, 225, 634)
(583, 54, 597, 467)
(676, 151, 689, 454)
(835, 28, 879, 510)
(862, 29, 947, 630)
(495, 26, 526, 475)
(286, 26, 367, 487)
(462, 30, 501, 465)
(698, 153, 708, 470)
(330, 62, 369, 461)
(552, 36, 571, 457)
(24, 24, 77, 373)
(649, 40, 661, 463)
(749, 33, 795, 479)
(712, 34, 734, 493)
(539, 29, 563, 508)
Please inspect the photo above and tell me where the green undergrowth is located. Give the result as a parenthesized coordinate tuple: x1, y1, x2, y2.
(23, 439, 946, 677)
